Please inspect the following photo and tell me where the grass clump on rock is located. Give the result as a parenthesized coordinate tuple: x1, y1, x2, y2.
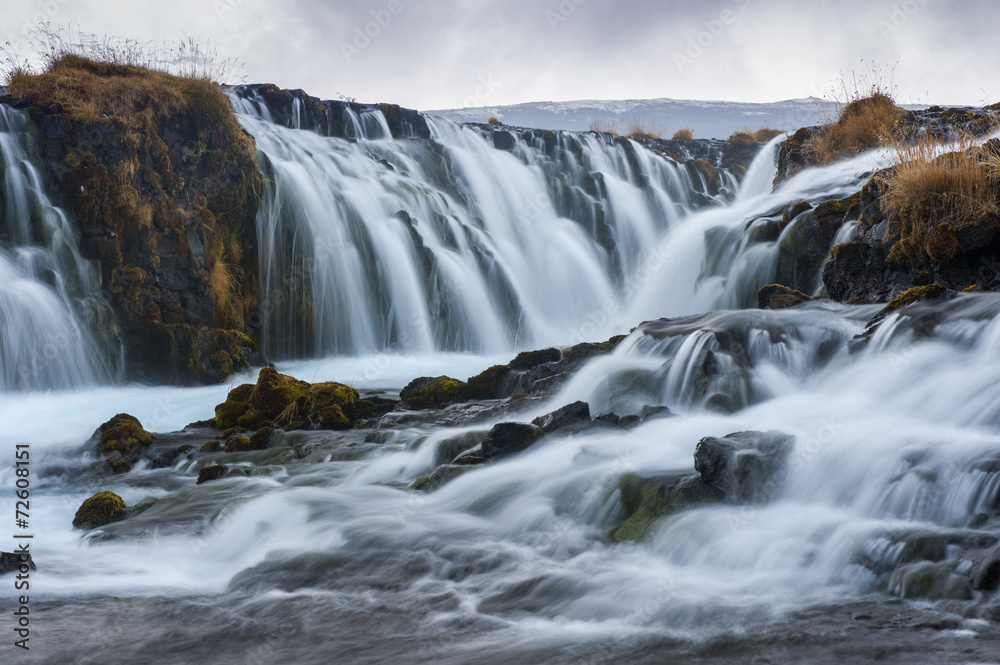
(73, 491, 126, 529)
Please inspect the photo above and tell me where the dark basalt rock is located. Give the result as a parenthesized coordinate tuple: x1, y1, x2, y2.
(0, 551, 35, 575)
(6, 64, 267, 385)
(694, 430, 794, 503)
(228, 84, 431, 140)
(531, 401, 592, 434)
(611, 430, 795, 541)
(196, 464, 229, 484)
(481, 422, 544, 460)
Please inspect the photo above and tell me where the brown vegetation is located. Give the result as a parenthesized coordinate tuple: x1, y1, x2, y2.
(671, 128, 694, 140)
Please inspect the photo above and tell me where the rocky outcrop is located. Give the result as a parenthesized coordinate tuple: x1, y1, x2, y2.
(757, 284, 811, 309)
(229, 84, 430, 140)
(0, 551, 35, 575)
(2, 56, 265, 384)
(611, 430, 795, 541)
(400, 340, 624, 411)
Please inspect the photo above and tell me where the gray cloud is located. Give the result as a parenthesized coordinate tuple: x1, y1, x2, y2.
(5, 0, 998, 109)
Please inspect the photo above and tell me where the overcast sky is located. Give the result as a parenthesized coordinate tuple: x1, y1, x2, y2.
(5, 0, 998, 110)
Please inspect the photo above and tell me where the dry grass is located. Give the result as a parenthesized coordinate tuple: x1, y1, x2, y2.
(748, 127, 785, 142)
(808, 92, 903, 163)
(487, 116, 502, 126)
(882, 133, 1000, 265)
(671, 128, 694, 140)
(589, 119, 620, 136)
(727, 131, 758, 148)
(624, 116, 664, 141)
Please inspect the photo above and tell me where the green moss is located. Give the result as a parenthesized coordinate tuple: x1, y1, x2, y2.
(400, 375, 470, 409)
(610, 473, 724, 542)
(224, 435, 255, 453)
(196, 464, 228, 484)
(782, 201, 813, 226)
(96, 413, 155, 460)
(884, 283, 948, 314)
(73, 491, 126, 529)
(214, 400, 249, 429)
(466, 365, 511, 400)
(319, 405, 350, 430)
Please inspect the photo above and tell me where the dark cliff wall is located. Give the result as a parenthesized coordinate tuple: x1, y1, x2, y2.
(2, 56, 265, 384)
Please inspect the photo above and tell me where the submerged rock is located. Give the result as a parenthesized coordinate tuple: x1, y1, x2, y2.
(611, 430, 795, 541)
(73, 491, 127, 530)
(694, 430, 794, 503)
(412, 464, 474, 492)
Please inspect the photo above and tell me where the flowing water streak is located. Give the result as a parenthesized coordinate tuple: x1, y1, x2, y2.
(232, 95, 730, 359)
(0, 106, 120, 391)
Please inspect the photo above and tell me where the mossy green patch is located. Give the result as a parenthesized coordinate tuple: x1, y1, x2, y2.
(72, 491, 126, 529)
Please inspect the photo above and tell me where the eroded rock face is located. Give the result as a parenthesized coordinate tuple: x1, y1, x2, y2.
(481, 422, 544, 460)
(3, 62, 266, 385)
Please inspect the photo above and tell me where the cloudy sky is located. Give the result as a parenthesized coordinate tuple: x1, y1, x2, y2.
(5, 0, 998, 110)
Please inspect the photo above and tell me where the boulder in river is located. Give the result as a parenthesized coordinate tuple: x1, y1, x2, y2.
(93, 413, 155, 474)
(0, 551, 35, 575)
(72, 491, 127, 530)
(531, 400, 592, 434)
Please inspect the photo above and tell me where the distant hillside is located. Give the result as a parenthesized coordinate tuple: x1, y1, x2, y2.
(425, 97, 926, 139)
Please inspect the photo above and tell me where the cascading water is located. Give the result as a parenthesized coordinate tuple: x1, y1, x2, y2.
(0, 106, 120, 391)
(5, 98, 1000, 664)
(231, 94, 730, 359)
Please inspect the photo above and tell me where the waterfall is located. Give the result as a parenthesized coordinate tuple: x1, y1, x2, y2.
(0, 106, 120, 391)
(232, 95, 735, 359)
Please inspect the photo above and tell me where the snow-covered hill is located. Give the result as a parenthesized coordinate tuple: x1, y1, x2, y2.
(424, 96, 892, 139)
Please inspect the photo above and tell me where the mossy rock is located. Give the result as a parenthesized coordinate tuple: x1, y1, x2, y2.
(400, 375, 470, 409)
(781, 200, 813, 227)
(611, 474, 723, 542)
(757, 284, 811, 310)
(466, 365, 512, 400)
(214, 368, 359, 430)
(224, 435, 256, 453)
(95, 413, 155, 462)
(883, 283, 949, 314)
(509, 347, 562, 370)
(412, 464, 474, 492)
(72, 491, 127, 530)
(196, 464, 229, 484)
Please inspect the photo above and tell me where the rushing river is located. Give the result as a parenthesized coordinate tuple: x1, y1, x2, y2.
(1, 102, 998, 664)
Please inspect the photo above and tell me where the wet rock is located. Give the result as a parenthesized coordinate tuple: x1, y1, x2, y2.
(451, 445, 488, 466)
(412, 464, 474, 492)
(492, 130, 515, 151)
(531, 401, 592, 434)
(611, 473, 724, 541)
(694, 430, 794, 503)
(400, 375, 469, 409)
(0, 551, 35, 575)
(213, 367, 360, 431)
(757, 284, 811, 309)
(509, 347, 562, 370)
(93, 413, 155, 474)
(611, 430, 795, 541)
(890, 561, 973, 601)
(639, 405, 673, 422)
(196, 464, 229, 484)
(593, 412, 622, 428)
(481, 422, 544, 460)
(970, 542, 1000, 592)
(73, 491, 127, 530)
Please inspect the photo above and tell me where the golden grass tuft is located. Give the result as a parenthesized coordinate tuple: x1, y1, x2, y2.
(671, 128, 694, 140)
(748, 127, 785, 142)
(882, 133, 1000, 266)
(487, 116, 502, 126)
(808, 92, 903, 163)
(589, 119, 620, 136)
(726, 131, 757, 148)
(624, 116, 664, 141)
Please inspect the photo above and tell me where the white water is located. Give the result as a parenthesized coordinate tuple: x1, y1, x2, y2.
(2, 102, 998, 660)
(232, 94, 732, 359)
